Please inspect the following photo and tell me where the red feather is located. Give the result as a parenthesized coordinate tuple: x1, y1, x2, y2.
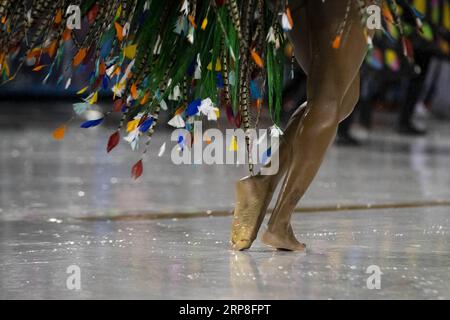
(107, 131, 120, 153)
(113, 99, 123, 112)
(402, 37, 414, 62)
(87, 4, 99, 24)
(225, 102, 235, 126)
(131, 160, 143, 180)
(235, 111, 242, 128)
(92, 76, 103, 91)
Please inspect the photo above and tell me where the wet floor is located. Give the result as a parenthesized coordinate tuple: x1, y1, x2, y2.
(1, 207, 450, 300)
(1, 102, 450, 299)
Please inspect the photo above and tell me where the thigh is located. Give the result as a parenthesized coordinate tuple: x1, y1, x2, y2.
(305, 0, 368, 101)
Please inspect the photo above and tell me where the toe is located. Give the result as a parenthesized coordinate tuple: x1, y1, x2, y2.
(232, 240, 253, 251)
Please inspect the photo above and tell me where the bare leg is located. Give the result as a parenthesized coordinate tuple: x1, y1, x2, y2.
(232, 0, 368, 251)
(231, 3, 314, 251)
(262, 0, 368, 251)
(262, 77, 360, 250)
(231, 102, 307, 250)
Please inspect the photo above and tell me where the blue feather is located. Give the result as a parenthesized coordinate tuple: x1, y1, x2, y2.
(139, 118, 154, 133)
(102, 76, 109, 90)
(186, 99, 201, 116)
(178, 135, 185, 151)
(216, 73, 224, 88)
(80, 118, 104, 128)
(100, 38, 113, 59)
(250, 80, 262, 99)
(187, 59, 197, 77)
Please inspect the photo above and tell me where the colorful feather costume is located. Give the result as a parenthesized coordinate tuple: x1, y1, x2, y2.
(0, 0, 440, 178)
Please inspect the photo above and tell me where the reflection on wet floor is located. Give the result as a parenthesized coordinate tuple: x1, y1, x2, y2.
(1, 207, 449, 299)
(1, 102, 450, 299)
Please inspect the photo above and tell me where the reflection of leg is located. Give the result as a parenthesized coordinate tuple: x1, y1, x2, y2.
(229, 252, 262, 295)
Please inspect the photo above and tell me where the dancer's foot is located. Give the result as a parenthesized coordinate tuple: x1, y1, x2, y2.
(261, 225, 306, 251)
(231, 175, 273, 251)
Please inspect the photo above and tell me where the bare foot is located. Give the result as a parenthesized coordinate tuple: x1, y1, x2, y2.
(231, 175, 273, 251)
(261, 225, 306, 251)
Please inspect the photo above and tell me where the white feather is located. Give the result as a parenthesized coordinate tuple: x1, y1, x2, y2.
(158, 143, 166, 157)
(180, 0, 189, 15)
(281, 12, 293, 31)
(160, 99, 168, 111)
(124, 129, 140, 151)
(168, 115, 185, 128)
(65, 78, 72, 90)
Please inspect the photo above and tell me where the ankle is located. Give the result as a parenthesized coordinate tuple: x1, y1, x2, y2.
(267, 222, 289, 234)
